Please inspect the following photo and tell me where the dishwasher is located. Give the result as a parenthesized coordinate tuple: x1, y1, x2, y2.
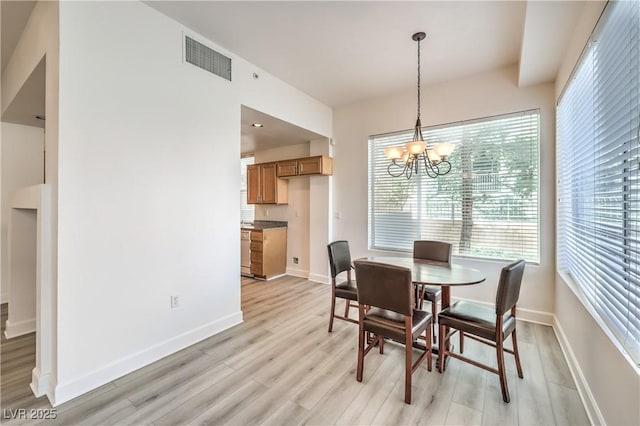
(241, 230, 252, 277)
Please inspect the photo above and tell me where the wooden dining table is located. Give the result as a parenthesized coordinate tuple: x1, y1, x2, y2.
(358, 256, 486, 358)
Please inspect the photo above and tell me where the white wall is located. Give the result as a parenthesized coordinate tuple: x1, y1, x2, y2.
(553, 2, 639, 425)
(54, 1, 331, 405)
(1, 122, 44, 303)
(332, 65, 555, 319)
(254, 143, 311, 277)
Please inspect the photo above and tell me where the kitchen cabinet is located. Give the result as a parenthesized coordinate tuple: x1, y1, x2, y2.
(277, 155, 333, 177)
(247, 162, 288, 204)
(250, 228, 287, 279)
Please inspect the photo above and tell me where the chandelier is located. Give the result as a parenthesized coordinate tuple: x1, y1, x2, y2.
(384, 32, 455, 179)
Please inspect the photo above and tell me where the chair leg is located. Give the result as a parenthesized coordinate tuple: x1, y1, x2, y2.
(344, 299, 350, 318)
(438, 323, 446, 373)
(404, 318, 413, 404)
(379, 337, 384, 354)
(496, 339, 510, 403)
(460, 331, 465, 353)
(431, 301, 437, 343)
(357, 308, 365, 382)
(328, 295, 336, 332)
(512, 330, 524, 379)
(426, 320, 432, 372)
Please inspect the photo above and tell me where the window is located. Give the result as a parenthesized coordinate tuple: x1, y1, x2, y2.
(368, 110, 540, 263)
(557, 0, 640, 363)
(240, 156, 255, 223)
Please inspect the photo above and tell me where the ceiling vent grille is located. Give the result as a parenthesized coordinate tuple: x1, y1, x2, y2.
(185, 36, 232, 81)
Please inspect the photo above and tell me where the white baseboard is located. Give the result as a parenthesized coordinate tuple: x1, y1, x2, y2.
(51, 311, 243, 406)
(552, 315, 605, 426)
(514, 306, 554, 326)
(308, 273, 330, 285)
(30, 366, 51, 398)
(4, 317, 36, 339)
(285, 267, 308, 278)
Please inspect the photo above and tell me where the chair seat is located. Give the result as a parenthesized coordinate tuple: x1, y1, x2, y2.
(421, 285, 441, 303)
(335, 280, 358, 300)
(363, 307, 432, 342)
(438, 300, 515, 342)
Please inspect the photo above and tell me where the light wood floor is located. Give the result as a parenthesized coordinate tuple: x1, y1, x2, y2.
(1, 275, 590, 425)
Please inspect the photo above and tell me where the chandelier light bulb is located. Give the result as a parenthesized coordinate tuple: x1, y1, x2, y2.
(384, 146, 404, 160)
(433, 142, 455, 159)
(405, 140, 426, 155)
(427, 149, 441, 164)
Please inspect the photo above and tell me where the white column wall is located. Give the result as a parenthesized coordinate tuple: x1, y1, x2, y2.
(332, 65, 556, 320)
(308, 139, 332, 284)
(54, 1, 331, 405)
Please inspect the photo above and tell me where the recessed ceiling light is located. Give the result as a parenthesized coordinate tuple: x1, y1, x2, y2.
(251, 123, 263, 128)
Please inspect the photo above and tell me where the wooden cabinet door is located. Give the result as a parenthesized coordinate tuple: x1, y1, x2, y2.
(260, 163, 278, 204)
(298, 157, 322, 175)
(277, 160, 298, 177)
(247, 164, 260, 204)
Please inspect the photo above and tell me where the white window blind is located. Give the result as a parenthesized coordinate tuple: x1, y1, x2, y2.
(369, 110, 540, 263)
(240, 156, 255, 223)
(557, 0, 640, 363)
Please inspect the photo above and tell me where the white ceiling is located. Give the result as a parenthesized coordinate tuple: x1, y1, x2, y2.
(1, 1, 35, 73)
(241, 105, 325, 154)
(146, 1, 587, 108)
(1, 1, 588, 150)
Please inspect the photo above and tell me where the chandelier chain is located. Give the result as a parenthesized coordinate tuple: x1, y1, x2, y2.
(417, 36, 421, 119)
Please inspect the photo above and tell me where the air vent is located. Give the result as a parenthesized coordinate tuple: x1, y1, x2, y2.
(185, 36, 232, 81)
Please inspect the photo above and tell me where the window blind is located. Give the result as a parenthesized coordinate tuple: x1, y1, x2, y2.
(368, 110, 540, 263)
(557, 0, 640, 363)
(240, 156, 255, 223)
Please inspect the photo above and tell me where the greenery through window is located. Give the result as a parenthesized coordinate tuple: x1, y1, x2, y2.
(368, 110, 540, 263)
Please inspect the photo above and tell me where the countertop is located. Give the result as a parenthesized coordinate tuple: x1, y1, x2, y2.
(241, 220, 288, 230)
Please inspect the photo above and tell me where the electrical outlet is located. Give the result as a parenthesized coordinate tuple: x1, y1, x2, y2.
(171, 295, 180, 309)
(293, 257, 299, 264)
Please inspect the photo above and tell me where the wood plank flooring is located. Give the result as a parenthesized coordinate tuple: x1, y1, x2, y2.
(1, 275, 590, 425)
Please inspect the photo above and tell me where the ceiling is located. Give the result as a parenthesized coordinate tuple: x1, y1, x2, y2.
(1, 1, 587, 150)
(1, 0, 43, 128)
(147, 1, 586, 107)
(1, 1, 35, 73)
(241, 106, 325, 154)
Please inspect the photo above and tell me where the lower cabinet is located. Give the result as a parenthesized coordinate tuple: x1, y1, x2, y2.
(250, 228, 287, 279)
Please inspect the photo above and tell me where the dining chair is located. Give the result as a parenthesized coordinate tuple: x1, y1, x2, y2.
(438, 259, 526, 403)
(327, 240, 359, 332)
(353, 259, 432, 404)
(413, 240, 452, 342)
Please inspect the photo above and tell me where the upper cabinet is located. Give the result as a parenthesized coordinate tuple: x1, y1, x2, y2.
(247, 162, 288, 205)
(277, 155, 333, 177)
(247, 156, 332, 204)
